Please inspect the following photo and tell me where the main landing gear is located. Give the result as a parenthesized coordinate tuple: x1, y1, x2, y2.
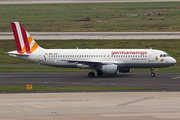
(88, 72, 95, 77)
(88, 69, 104, 78)
(88, 68, 95, 78)
(151, 68, 155, 77)
(97, 71, 103, 76)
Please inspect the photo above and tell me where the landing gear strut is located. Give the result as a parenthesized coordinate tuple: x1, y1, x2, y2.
(151, 68, 155, 77)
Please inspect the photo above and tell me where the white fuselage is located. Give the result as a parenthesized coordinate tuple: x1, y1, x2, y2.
(9, 48, 176, 69)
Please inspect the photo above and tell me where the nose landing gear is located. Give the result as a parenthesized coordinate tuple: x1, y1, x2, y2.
(151, 68, 155, 77)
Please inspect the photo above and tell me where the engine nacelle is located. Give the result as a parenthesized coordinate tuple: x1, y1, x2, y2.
(101, 64, 118, 75)
(119, 68, 131, 73)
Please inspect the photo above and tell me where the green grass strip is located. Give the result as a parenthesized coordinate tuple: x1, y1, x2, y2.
(0, 86, 162, 92)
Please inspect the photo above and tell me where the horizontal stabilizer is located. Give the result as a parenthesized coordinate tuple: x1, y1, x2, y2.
(6, 52, 30, 56)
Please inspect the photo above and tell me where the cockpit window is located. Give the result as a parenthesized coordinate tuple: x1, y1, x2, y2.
(160, 54, 170, 57)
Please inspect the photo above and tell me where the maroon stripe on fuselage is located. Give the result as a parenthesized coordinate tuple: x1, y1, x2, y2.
(11, 22, 23, 54)
(20, 24, 31, 54)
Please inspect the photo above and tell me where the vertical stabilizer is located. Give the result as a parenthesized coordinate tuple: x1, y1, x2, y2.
(11, 22, 41, 54)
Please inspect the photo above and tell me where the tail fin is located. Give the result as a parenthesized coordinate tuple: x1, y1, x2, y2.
(11, 22, 41, 54)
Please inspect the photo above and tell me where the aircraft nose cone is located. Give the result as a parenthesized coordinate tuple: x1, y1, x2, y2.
(171, 57, 176, 65)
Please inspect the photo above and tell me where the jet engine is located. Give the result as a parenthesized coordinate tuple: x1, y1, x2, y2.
(119, 68, 131, 73)
(101, 64, 119, 75)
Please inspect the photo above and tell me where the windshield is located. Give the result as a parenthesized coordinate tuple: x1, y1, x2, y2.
(160, 54, 170, 57)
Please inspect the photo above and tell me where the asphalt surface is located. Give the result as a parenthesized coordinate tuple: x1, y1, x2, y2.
(0, 72, 180, 91)
(1, 32, 180, 40)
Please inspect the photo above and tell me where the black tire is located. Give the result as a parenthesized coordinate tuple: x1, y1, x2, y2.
(97, 71, 103, 76)
(151, 72, 155, 77)
(88, 72, 95, 78)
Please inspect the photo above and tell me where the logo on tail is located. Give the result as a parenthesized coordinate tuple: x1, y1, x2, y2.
(11, 22, 39, 54)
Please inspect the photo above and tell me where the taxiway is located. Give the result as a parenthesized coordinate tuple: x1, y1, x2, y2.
(0, 72, 180, 91)
(1, 32, 180, 40)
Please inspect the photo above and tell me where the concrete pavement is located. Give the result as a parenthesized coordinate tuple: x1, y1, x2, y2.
(0, 92, 180, 120)
(1, 32, 180, 40)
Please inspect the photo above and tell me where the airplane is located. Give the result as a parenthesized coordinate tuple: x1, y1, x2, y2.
(7, 22, 176, 77)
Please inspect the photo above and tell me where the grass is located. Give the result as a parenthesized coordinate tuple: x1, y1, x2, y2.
(1, 2, 180, 32)
(1, 39, 180, 66)
(0, 86, 162, 92)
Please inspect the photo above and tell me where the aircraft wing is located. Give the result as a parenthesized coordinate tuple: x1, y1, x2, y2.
(61, 59, 125, 65)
